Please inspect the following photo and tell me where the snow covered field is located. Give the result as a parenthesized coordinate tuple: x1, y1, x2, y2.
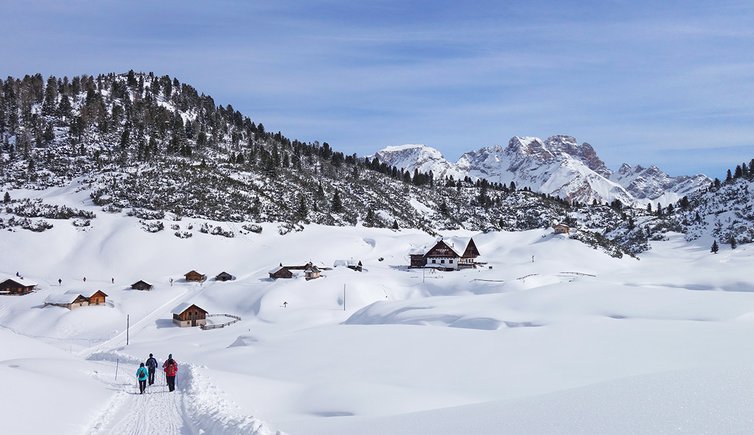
(2, 186, 754, 434)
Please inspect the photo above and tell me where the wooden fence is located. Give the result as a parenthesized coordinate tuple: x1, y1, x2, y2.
(201, 313, 241, 330)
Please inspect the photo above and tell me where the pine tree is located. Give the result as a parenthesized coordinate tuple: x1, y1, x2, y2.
(3, 192, 10, 204)
(730, 236, 737, 249)
(392, 220, 399, 230)
(296, 194, 308, 221)
(365, 208, 375, 226)
(711, 240, 719, 254)
(331, 190, 343, 213)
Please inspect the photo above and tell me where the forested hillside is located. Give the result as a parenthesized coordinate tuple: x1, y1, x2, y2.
(0, 71, 745, 256)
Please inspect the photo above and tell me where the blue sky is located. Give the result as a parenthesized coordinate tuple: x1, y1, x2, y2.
(2, 0, 754, 177)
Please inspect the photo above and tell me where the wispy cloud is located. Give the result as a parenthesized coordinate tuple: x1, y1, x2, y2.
(1, 0, 753, 176)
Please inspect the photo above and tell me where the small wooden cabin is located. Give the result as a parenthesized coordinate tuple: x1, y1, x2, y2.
(87, 290, 108, 305)
(131, 280, 153, 291)
(0, 277, 38, 295)
(553, 223, 570, 234)
(269, 266, 293, 279)
(215, 272, 235, 282)
(44, 291, 89, 310)
(172, 303, 208, 327)
(184, 270, 207, 282)
(305, 265, 321, 280)
(409, 249, 428, 268)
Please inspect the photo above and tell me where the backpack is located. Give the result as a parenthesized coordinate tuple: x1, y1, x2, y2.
(164, 360, 178, 376)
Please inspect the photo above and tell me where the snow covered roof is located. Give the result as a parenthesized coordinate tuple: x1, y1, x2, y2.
(45, 292, 85, 305)
(409, 246, 428, 255)
(269, 266, 287, 274)
(171, 303, 207, 315)
(64, 289, 106, 298)
(333, 259, 359, 267)
(0, 275, 38, 287)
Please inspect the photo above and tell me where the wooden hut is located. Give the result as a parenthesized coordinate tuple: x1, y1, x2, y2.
(171, 303, 208, 327)
(184, 270, 207, 282)
(269, 266, 293, 279)
(409, 247, 428, 268)
(0, 277, 38, 295)
(305, 265, 321, 280)
(44, 291, 89, 310)
(215, 272, 235, 282)
(87, 290, 108, 305)
(553, 223, 570, 234)
(131, 280, 153, 291)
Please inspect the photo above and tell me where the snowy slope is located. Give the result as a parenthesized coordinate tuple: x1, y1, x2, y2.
(2, 184, 754, 434)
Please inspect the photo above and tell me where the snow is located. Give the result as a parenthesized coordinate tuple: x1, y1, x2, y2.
(171, 302, 200, 315)
(1, 190, 754, 434)
(0, 274, 38, 286)
(44, 291, 86, 305)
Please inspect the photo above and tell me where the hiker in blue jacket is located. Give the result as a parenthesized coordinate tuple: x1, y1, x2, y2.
(136, 363, 149, 394)
(145, 353, 159, 385)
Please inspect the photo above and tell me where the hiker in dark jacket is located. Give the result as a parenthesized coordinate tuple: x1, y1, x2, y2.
(163, 354, 178, 392)
(136, 363, 149, 394)
(145, 353, 159, 385)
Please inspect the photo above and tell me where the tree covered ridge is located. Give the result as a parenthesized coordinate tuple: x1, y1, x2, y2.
(1, 70, 748, 255)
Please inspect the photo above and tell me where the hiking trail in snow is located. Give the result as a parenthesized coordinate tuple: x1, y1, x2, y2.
(85, 363, 281, 435)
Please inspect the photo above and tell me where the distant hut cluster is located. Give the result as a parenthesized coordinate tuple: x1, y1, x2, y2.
(44, 290, 108, 310)
(334, 259, 363, 272)
(0, 277, 38, 295)
(269, 261, 332, 280)
(409, 238, 481, 271)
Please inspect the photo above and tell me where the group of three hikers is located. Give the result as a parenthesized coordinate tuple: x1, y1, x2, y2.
(135, 353, 179, 394)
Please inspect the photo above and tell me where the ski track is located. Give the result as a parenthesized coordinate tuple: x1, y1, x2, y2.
(90, 379, 194, 435)
(83, 270, 281, 435)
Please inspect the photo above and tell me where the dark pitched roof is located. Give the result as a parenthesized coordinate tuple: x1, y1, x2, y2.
(425, 240, 460, 258)
(132, 280, 153, 288)
(462, 238, 481, 258)
(171, 303, 208, 315)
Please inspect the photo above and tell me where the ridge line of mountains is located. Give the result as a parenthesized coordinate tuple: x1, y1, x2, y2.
(0, 71, 752, 256)
(373, 136, 710, 207)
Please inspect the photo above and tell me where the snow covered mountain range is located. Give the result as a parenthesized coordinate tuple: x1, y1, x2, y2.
(374, 136, 710, 206)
